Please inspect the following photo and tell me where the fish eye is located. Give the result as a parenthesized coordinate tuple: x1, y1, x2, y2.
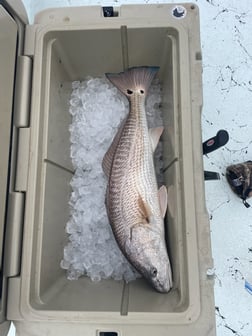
(140, 89, 144, 94)
(150, 267, 157, 277)
(127, 89, 133, 95)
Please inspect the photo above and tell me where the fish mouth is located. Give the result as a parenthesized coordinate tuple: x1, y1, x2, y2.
(151, 278, 172, 293)
(156, 283, 171, 293)
(152, 263, 173, 293)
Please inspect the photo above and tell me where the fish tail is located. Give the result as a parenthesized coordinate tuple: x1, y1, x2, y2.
(105, 66, 159, 98)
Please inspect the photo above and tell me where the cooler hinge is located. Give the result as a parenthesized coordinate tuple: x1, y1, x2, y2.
(4, 56, 33, 277)
(4, 192, 24, 277)
(4, 127, 30, 277)
(14, 55, 32, 128)
(3, 133, 30, 278)
(15, 128, 30, 192)
(14, 54, 32, 192)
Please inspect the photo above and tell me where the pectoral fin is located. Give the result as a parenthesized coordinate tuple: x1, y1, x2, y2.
(149, 127, 164, 152)
(138, 196, 152, 224)
(158, 185, 168, 218)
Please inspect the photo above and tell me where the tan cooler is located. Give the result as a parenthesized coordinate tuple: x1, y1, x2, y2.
(0, 1, 216, 335)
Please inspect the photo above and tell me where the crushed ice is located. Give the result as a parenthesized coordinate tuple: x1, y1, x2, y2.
(61, 76, 163, 282)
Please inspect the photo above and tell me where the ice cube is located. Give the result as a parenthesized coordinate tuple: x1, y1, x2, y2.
(62, 76, 163, 283)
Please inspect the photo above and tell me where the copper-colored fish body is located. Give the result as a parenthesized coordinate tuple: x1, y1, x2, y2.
(103, 67, 172, 292)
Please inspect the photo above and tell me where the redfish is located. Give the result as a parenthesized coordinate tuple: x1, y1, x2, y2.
(103, 67, 172, 292)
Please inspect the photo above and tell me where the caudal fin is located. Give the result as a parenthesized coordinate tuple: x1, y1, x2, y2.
(105, 66, 159, 98)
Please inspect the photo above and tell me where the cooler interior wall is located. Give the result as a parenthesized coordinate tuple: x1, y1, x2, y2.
(30, 26, 189, 314)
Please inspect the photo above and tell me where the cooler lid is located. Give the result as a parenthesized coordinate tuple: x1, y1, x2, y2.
(0, 0, 28, 24)
(0, 0, 27, 334)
